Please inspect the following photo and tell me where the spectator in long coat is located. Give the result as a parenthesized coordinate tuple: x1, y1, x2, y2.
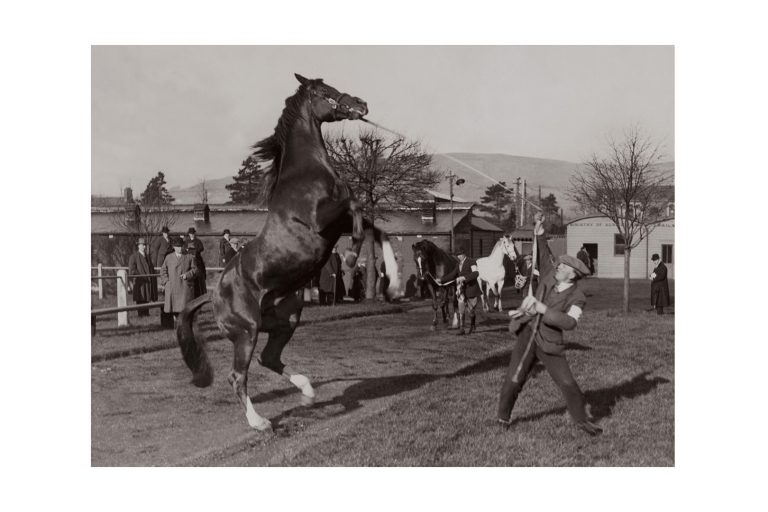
(151, 226, 173, 270)
(219, 229, 232, 265)
(341, 247, 355, 297)
(160, 237, 197, 320)
(351, 264, 366, 302)
(319, 246, 343, 305)
(184, 227, 207, 298)
(222, 237, 240, 266)
(650, 253, 671, 314)
(577, 245, 593, 276)
(128, 237, 158, 316)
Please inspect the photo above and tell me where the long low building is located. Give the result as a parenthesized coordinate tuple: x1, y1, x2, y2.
(566, 215, 675, 279)
(91, 194, 506, 285)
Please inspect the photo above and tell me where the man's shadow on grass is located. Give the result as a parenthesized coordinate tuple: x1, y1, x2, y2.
(510, 371, 670, 425)
(264, 353, 666, 430)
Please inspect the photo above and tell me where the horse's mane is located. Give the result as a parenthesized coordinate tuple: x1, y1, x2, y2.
(250, 84, 311, 202)
(414, 240, 455, 265)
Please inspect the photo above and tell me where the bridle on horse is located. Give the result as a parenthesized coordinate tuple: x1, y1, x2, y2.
(312, 88, 360, 116)
(416, 254, 456, 287)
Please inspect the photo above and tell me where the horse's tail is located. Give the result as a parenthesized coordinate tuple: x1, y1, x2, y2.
(176, 293, 214, 388)
(380, 233, 402, 296)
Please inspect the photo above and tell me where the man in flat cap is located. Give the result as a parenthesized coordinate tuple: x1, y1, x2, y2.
(128, 237, 157, 316)
(498, 212, 602, 436)
(649, 253, 670, 315)
(438, 245, 480, 335)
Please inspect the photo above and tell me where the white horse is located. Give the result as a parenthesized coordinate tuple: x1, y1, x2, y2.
(477, 236, 517, 312)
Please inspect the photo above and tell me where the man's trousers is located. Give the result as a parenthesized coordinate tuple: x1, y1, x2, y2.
(497, 323, 588, 423)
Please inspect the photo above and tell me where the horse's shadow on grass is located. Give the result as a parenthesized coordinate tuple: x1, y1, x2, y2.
(263, 353, 666, 430)
(267, 351, 516, 427)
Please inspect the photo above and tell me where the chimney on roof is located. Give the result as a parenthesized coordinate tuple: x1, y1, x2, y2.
(193, 203, 210, 224)
(124, 187, 134, 203)
(124, 203, 141, 227)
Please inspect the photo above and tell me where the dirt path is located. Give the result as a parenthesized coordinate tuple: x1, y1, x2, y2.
(92, 306, 514, 466)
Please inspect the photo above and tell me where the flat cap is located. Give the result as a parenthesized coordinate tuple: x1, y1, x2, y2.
(171, 237, 185, 247)
(559, 254, 591, 276)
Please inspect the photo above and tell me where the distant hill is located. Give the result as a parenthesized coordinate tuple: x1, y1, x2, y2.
(167, 176, 234, 205)
(168, 153, 674, 217)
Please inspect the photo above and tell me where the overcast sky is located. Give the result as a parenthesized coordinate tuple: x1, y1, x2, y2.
(91, 45, 674, 195)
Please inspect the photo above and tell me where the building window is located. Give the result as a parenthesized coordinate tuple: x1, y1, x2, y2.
(479, 239, 483, 256)
(667, 203, 675, 217)
(662, 244, 673, 264)
(614, 234, 626, 255)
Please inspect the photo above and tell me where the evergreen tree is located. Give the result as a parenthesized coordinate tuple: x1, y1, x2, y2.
(540, 193, 559, 220)
(226, 155, 264, 204)
(478, 182, 514, 226)
(140, 171, 175, 205)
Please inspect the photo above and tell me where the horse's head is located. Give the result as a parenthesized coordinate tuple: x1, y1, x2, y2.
(412, 241, 431, 280)
(295, 73, 368, 122)
(499, 235, 517, 260)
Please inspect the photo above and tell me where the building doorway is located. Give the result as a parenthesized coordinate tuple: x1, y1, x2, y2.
(583, 243, 598, 276)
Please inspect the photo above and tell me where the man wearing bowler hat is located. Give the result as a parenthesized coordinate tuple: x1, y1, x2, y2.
(498, 212, 602, 436)
(151, 226, 173, 270)
(128, 237, 157, 316)
(160, 236, 198, 323)
(649, 253, 670, 315)
(219, 229, 232, 265)
(184, 227, 206, 298)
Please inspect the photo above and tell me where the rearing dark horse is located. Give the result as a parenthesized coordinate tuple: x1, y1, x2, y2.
(412, 240, 458, 330)
(177, 74, 401, 431)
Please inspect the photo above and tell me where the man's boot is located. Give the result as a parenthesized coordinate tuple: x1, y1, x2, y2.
(467, 313, 475, 334)
(457, 314, 466, 335)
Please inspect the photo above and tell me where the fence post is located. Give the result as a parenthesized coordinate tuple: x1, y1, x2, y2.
(97, 263, 103, 299)
(116, 269, 129, 327)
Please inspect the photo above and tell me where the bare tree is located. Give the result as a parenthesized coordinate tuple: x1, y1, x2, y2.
(568, 126, 671, 313)
(197, 179, 209, 204)
(326, 129, 442, 299)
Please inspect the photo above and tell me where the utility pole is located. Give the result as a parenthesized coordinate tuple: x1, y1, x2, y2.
(521, 179, 527, 228)
(446, 171, 465, 253)
(448, 170, 455, 253)
(515, 177, 521, 229)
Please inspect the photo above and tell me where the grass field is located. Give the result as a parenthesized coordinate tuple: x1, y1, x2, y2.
(91, 278, 673, 466)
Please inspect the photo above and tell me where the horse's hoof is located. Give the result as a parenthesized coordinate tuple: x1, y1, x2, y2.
(254, 422, 273, 432)
(430, 325, 436, 332)
(300, 394, 315, 406)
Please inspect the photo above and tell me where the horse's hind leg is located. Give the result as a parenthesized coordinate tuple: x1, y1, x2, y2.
(259, 293, 315, 405)
(229, 330, 272, 431)
(215, 277, 271, 430)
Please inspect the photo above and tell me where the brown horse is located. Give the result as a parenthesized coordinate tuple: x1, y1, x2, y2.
(176, 74, 401, 431)
(412, 240, 458, 330)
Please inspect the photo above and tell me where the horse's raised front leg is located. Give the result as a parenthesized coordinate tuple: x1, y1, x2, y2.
(259, 293, 315, 406)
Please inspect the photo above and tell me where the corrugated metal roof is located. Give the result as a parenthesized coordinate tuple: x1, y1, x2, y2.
(470, 217, 503, 232)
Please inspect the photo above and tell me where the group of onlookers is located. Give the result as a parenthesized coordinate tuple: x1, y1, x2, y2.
(316, 246, 368, 304)
(126, 227, 243, 326)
